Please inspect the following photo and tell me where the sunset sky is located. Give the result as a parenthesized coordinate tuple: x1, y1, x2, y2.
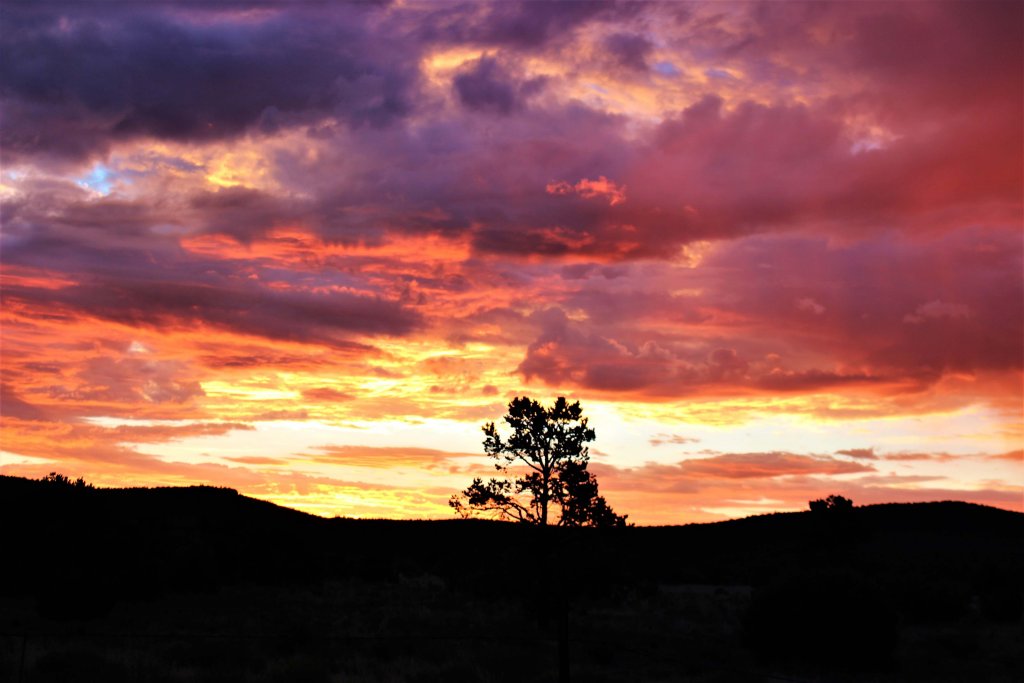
(1, 0, 1021, 524)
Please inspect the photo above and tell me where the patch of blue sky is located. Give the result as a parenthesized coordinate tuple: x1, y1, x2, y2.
(76, 163, 116, 195)
(77, 154, 205, 195)
(653, 61, 680, 77)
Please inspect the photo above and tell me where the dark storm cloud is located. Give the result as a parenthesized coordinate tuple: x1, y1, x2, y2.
(453, 56, 546, 115)
(187, 187, 304, 240)
(1, 186, 423, 347)
(602, 32, 652, 71)
(267, 101, 636, 248)
(0, 2, 419, 160)
(6, 1, 1018, 260)
(2, 272, 421, 347)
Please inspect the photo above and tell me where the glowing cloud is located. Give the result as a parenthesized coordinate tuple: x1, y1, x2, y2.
(1, 1, 1020, 523)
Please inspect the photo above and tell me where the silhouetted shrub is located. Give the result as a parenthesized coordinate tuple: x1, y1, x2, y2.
(744, 570, 898, 670)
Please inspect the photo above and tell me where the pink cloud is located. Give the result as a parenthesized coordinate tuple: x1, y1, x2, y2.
(1, 0, 1019, 523)
(903, 300, 972, 324)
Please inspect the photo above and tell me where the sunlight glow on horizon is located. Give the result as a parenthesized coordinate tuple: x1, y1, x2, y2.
(1, 0, 1020, 524)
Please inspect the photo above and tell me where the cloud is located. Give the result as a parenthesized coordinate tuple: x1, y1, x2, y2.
(0, 416, 234, 470)
(882, 452, 958, 463)
(5, 277, 421, 347)
(228, 456, 289, 466)
(61, 356, 204, 405)
(0, 0, 1020, 524)
(453, 56, 545, 115)
(588, 452, 874, 497)
(547, 176, 627, 206)
(797, 298, 825, 315)
(603, 32, 653, 71)
(649, 433, 701, 447)
(306, 445, 478, 470)
(509, 225, 1021, 406)
(1, 204, 425, 348)
(989, 450, 1023, 464)
(0, 3, 418, 161)
(0, 384, 51, 421)
(106, 421, 255, 443)
(419, 1, 622, 49)
(836, 448, 878, 461)
(675, 452, 874, 479)
(302, 387, 355, 403)
(904, 300, 972, 324)
(516, 306, 888, 398)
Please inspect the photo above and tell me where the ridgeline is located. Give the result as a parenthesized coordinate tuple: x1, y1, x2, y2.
(2, 474, 1021, 681)
(3, 473, 1020, 603)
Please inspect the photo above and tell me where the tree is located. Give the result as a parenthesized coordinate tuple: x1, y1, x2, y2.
(450, 396, 627, 527)
(809, 494, 853, 513)
(40, 472, 93, 489)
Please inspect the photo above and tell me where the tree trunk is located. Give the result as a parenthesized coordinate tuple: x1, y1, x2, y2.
(540, 460, 550, 526)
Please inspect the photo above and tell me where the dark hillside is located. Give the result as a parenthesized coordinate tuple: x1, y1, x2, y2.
(4, 474, 1021, 607)
(2, 475, 1022, 681)
(621, 501, 1023, 585)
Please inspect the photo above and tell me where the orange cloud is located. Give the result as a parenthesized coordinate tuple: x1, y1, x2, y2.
(1, 0, 1019, 525)
(305, 445, 479, 469)
(546, 176, 626, 206)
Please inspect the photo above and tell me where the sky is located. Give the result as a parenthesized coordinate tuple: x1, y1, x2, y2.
(1, 0, 1021, 524)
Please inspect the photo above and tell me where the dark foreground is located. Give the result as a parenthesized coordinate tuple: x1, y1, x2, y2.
(2, 475, 1022, 682)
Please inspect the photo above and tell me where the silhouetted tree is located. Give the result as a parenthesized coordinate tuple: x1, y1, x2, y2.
(809, 494, 853, 513)
(450, 396, 627, 527)
(40, 472, 93, 489)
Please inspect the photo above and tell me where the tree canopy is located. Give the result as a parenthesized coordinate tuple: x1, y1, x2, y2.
(40, 472, 93, 489)
(809, 494, 854, 513)
(450, 396, 627, 527)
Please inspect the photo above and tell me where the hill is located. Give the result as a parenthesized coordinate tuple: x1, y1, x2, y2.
(3, 474, 1021, 597)
(2, 474, 1022, 682)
